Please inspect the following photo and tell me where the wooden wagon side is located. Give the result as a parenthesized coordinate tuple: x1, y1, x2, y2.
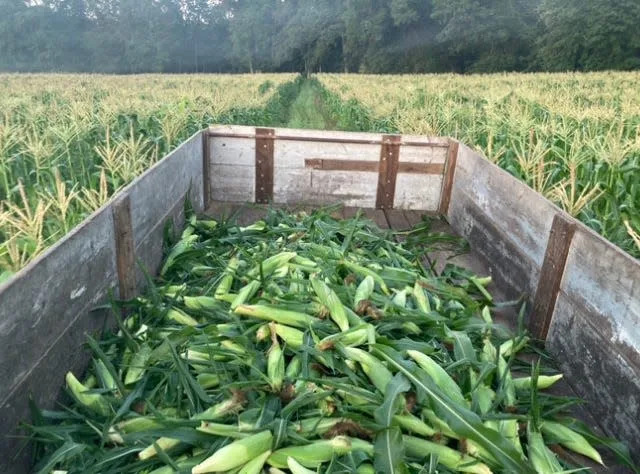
(0, 126, 638, 473)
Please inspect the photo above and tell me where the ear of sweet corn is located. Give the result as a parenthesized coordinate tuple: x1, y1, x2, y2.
(196, 422, 248, 438)
(238, 450, 272, 474)
(393, 413, 436, 437)
(184, 296, 220, 311)
(234, 304, 315, 328)
(65, 372, 110, 416)
(124, 343, 152, 385)
(287, 456, 317, 474)
(403, 436, 492, 474)
(407, 350, 465, 404)
(310, 277, 349, 332)
(247, 252, 297, 279)
(272, 323, 306, 349)
(540, 421, 603, 464)
(512, 374, 563, 391)
(527, 427, 563, 474)
(412, 281, 431, 313)
(267, 335, 285, 392)
(268, 436, 352, 469)
(138, 437, 181, 460)
(354, 276, 375, 309)
(167, 307, 199, 326)
(341, 346, 392, 393)
(215, 256, 241, 299)
(192, 430, 273, 473)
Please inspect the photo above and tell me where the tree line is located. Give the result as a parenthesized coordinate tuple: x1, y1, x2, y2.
(1, 0, 639, 74)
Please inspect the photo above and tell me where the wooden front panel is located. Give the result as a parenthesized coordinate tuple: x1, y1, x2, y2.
(207, 125, 449, 211)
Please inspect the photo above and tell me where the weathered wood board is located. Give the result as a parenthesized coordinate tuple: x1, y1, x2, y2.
(0, 205, 118, 473)
(446, 143, 558, 302)
(547, 224, 640, 454)
(207, 125, 448, 210)
(0, 131, 205, 474)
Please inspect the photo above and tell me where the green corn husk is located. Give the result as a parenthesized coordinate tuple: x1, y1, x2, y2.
(393, 413, 436, 437)
(215, 256, 241, 300)
(540, 421, 603, 464)
(316, 324, 369, 351)
(288, 417, 345, 437)
(310, 277, 349, 332)
(184, 296, 220, 311)
(239, 450, 272, 474)
(197, 373, 221, 389)
(341, 346, 392, 393)
(247, 252, 297, 279)
(512, 374, 563, 390)
(108, 416, 165, 444)
(148, 453, 209, 474)
(356, 463, 375, 474)
(167, 307, 199, 326)
(267, 334, 285, 392)
(403, 436, 492, 474)
(413, 281, 431, 313)
(285, 355, 302, 378)
(192, 392, 246, 421)
(231, 280, 261, 310)
(407, 350, 464, 403)
(341, 260, 389, 295)
(353, 275, 375, 309)
(268, 436, 353, 468)
(234, 304, 316, 328)
(160, 234, 198, 276)
(192, 430, 273, 473)
(138, 437, 181, 460)
(65, 372, 110, 416)
(527, 426, 563, 474)
(287, 457, 317, 474)
(196, 422, 248, 438)
(94, 359, 118, 393)
(124, 343, 152, 385)
(272, 323, 306, 349)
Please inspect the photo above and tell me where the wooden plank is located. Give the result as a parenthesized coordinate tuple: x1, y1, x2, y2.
(112, 194, 137, 301)
(404, 210, 424, 228)
(376, 135, 402, 209)
(202, 130, 211, 210)
(438, 140, 459, 215)
(209, 131, 448, 148)
(304, 158, 444, 175)
(529, 213, 576, 340)
(385, 209, 411, 232)
(255, 127, 275, 204)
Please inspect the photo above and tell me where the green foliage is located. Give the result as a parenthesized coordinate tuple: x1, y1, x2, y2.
(0, 0, 638, 73)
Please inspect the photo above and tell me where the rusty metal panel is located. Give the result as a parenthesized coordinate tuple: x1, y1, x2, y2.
(255, 127, 275, 204)
(376, 135, 402, 209)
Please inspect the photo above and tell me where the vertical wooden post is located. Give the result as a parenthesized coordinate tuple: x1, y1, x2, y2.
(375, 134, 401, 209)
(202, 129, 211, 211)
(112, 194, 137, 301)
(529, 213, 576, 340)
(438, 139, 459, 216)
(255, 128, 275, 204)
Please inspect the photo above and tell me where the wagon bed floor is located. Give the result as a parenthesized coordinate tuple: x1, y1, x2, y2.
(204, 201, 629, 473)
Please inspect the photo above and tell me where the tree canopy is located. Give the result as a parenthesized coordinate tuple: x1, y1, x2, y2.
(0, 0, 638, 73)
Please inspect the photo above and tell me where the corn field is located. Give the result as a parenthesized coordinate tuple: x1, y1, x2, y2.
(320, 72, 640, 259)
(0, 74, 294, 279)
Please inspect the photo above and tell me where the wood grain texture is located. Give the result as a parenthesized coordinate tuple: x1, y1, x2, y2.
(112, 194, 137, 301)
(376, 135, 402, 209)
(438, 140, 459, 215)
(305, 158, 444, 174)
(530, 213, 576, 340)
(255, 128, 275, 204)
(202, 130, 211, 210)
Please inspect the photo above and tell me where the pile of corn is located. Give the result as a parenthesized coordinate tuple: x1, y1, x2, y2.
(30, 208, 631, 473)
